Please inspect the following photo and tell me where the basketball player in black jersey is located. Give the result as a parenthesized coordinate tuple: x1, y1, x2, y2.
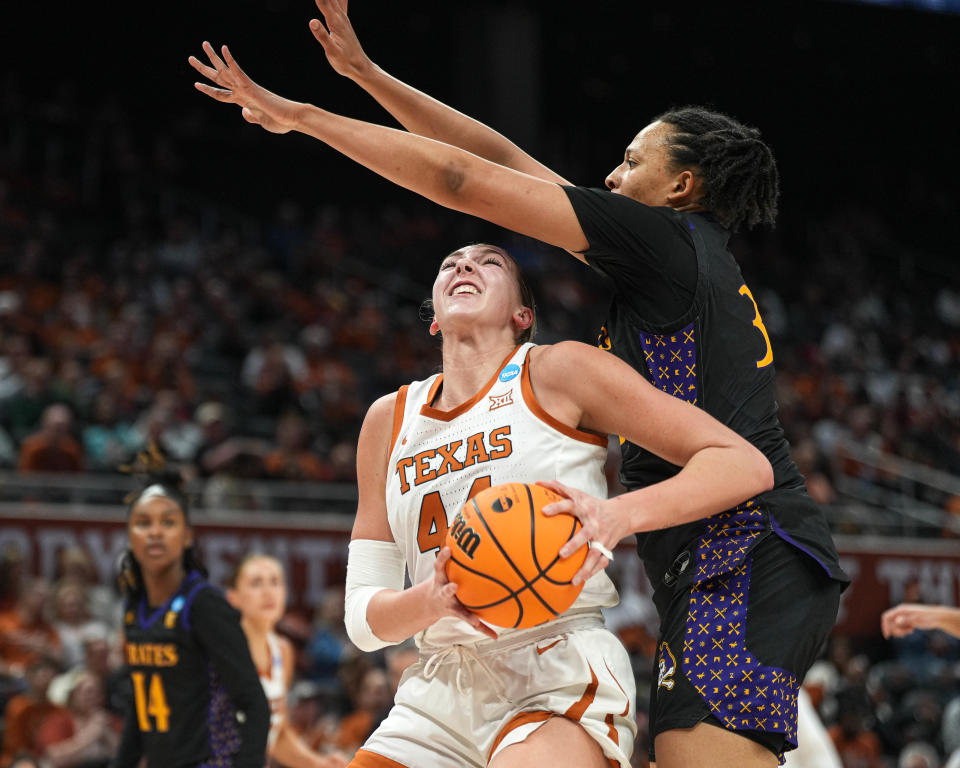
(187, 4, 849, 764)
(111, 456, 269, 768)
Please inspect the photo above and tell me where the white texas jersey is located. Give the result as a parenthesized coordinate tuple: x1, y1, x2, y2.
(385, 343, 619, 647)
(259, 632, 286, 752)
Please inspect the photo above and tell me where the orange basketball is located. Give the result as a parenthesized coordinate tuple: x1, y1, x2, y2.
(444, 482, 587, 629)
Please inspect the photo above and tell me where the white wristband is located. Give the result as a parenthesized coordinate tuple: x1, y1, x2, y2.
(344, 538, 406, 652)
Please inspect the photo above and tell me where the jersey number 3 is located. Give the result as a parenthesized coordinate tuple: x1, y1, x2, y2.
(417, 475, 491, 553)
(132, 671, 171, 732)
(738, 285, 774, 368)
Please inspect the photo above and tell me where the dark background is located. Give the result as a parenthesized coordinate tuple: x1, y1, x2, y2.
(5, 0, 959, 252)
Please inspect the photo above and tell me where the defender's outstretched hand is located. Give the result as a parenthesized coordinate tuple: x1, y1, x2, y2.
(188, 42, 301, 134)
(309, 0, 373, 82)
(881, 603, 960, 639)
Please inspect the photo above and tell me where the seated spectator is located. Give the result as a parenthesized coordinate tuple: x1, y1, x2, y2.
(81, 392, 137, 470)
(285, 680, 340, 756)
(0, 579, 62, 676)
(303, 588, 346, 688)
(828, 689, 884, 768)
(333, 661, 390, 756)
(242, 335, 307, 420)
(6, 358, 58, 443)
(791, 437, 837, 506)
(131, 331, 196, 405)
(48, 625, 125, 716)
(130, 390, 202, 465)
(264, 411, 333, 482)
(5, 754, 43, 768)
(0, 330, 29, 402)
(897, 741, 941, 768)
(892, 690, 945, 753)
(0, 655, 66, 765)
(0, 545, 26, 613)
(52, 547, 119, 630)
(0, 422, 17, 467)
(296, 325, 357, 402)
(17, 403, 83, 473)
(944, 697, 960, 759)
(191, 401, 234, 477)
(325, 441, 357, 484)
(51, 583, 108, 671)
(38, 671, 120, 768)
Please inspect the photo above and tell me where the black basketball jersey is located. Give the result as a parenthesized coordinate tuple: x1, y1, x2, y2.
(563, 186, 848, 589)
(112, 571, 269, 768)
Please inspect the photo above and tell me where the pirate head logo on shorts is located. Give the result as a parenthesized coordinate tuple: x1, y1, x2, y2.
(657, 641, 677, 691)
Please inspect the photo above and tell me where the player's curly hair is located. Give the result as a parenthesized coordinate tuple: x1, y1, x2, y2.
(117, 444, 207, 602)
(654, 106, 780, 232)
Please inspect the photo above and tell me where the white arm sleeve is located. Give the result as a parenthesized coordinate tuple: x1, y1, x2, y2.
(344, 538, 407, 652)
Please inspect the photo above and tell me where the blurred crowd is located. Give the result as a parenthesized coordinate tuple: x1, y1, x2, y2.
(1, 53, 959, 768)
(0, 74, 958, 522)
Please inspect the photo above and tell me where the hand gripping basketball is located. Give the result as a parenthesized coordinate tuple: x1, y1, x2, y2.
(537, 479, 624, 586)
(433, 547, 499, 640)
(444, 482, 589, 629)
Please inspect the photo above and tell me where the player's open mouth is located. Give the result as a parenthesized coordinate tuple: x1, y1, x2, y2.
(450, 281, 480, 296)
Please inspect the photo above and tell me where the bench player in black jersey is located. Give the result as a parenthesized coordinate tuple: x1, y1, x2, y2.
(187, 5, 849, 764)
(111, 456, 269, 768)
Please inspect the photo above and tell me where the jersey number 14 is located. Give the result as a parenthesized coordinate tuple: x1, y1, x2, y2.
(132, 671, 171, 732)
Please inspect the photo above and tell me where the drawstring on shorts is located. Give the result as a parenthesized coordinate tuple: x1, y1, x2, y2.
(423, 644, 511, 702)
(418, 609, 605, 706)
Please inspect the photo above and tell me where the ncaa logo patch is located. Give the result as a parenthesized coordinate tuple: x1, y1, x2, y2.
(657, 642, 677, 691)
(165, 595, 186, 628)
(499, 364, 520, 382)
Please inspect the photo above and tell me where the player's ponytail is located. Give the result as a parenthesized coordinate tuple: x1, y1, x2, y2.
(183, 546, 209, 580)
(654, 106, 780, 232)
(117, 548, 145, 603)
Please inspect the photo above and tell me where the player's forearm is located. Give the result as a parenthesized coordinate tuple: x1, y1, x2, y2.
(366, 580, 441, 642)
(352, 65, 563, 181)
(289, 105, 583, 251)
(933, 606, 960, 637)
(293, 103, 484, 211)
(614, 445, 774, 533)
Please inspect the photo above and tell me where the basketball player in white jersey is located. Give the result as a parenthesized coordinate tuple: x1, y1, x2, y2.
(228, 555, 346, 768)
(343, 243, 774, 768)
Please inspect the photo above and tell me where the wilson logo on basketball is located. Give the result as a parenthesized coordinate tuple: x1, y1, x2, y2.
(449, 511, 482, 559)
(444, 483, 588, 629)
